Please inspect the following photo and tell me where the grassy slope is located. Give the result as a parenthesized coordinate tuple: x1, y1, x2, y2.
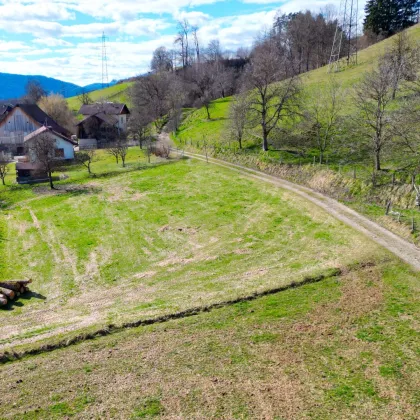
(0, 148, 384, 351)
(175, 24, 420, 145)
(0, 258, 418, 418)
(66, 82, 133, 113)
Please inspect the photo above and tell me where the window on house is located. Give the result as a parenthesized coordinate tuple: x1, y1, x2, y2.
(54, 148, 64, 158)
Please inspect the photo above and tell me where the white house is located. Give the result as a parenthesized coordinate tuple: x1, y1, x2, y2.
(24, 126, 75, 160)
(16, 126, 76, 183)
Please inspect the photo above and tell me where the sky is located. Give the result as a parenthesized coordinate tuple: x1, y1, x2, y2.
(0, 0, 358, 87)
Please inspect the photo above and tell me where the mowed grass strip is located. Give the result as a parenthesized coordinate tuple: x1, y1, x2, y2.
(1, 155, 386, 348)
(0, 260, 418, 418)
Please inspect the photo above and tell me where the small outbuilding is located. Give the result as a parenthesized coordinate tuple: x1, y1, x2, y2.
(24, 126, 76, 160)
(16, 126, 76, 184)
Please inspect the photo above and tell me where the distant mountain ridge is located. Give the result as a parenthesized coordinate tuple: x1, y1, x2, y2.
(0, 73, 117, 100)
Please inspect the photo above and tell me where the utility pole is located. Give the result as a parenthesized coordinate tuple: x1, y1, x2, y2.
(101, 32, 109, 89)
(328, 0, 359, 72)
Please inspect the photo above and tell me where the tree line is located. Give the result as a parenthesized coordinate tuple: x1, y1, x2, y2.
(128, 4, 420, 175)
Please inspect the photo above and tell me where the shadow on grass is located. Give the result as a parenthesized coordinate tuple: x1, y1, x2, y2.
(0, 159, 181, 208)
(32, 185, 103, 197)
(91, 159, 178, 179)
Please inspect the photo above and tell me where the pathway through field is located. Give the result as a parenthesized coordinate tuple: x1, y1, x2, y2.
(161, 133, 420, 271)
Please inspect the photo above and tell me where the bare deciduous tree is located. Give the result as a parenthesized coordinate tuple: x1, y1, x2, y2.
(243, 41, 302, 151)
(189, 65, 217, 119)
(0, 153, 12, 186)
(192, 26, 201, 64)
(107, 137, 128, 167)
(23, 80, 47, 104)
(354, 62, 396, 171)
(391, 97, 420, 170)
(76, 149, 96, 175)
(228, 93, 250, 149)
(26, 134, 63, 189)
(213, 65, 235, 98)
(107, 144, 120, 164)
(175, 19, 190, 68)
(78, 89, 93, 105)
(206, 39, 222, 63)
(130, 72, 171, 133)
(119, 141, 128, 167)
(128, 109, 152, 149)
(305, 78, 343, 163)
(381, 31, 420, 99)
(151, 46, 173, 72)
(38, 94, 76, 133)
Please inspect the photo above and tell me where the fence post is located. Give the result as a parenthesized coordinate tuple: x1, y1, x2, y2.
(385, 200, 391, 215)
(353, 166, 356, 179)
(411, 217, 415, 233)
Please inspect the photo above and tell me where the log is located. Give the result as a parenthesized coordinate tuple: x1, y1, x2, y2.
(0, 295, 7, 306)
(0, 280, 32, 291)
(0, 282, 21, 292)
(0, 287, 15, 300)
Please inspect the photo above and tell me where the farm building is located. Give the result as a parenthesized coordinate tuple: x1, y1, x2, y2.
(16, 126, 76, 183)
(77, 102, 130, 149)
(0, 103, 71, 155)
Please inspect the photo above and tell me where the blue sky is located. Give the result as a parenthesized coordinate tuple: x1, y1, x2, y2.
(0, 0, 348, 86)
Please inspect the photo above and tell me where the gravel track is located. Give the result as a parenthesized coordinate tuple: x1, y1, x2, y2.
(167, 144, 420, 271)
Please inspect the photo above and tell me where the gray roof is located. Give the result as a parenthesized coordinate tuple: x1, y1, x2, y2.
(76, 112, 119, 127)
(16, 162, 43, 170)
(0, 103, 70, 136)
(79, 103, 130, 116)
(24, 125, 76, 145)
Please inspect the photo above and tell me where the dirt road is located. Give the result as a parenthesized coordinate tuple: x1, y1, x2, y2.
(165, 139, 420, 271)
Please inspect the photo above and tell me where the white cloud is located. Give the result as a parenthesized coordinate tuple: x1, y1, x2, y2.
(173, 11, 212, 26)
(54, 0, 221, 21)
(0, 0, 368, 87)
(198, 10, 277, 50)
(0, 2, 74, 21)
(0, 40, 30, 52)
(33, 38, 74, 47)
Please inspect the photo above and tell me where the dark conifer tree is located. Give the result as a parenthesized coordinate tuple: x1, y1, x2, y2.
(364, 0, 419, 37)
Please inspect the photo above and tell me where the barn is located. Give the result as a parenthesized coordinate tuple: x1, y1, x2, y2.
(0, 103, 71, 155)
(77, 102, 130, 149)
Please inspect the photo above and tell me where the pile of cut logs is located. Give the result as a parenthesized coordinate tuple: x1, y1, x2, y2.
(0, 280, 32, 306)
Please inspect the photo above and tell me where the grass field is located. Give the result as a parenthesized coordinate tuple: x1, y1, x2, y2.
(0, 149, 419, 417)
(1, 147, 386, 351)
(0, 259, 418, 418)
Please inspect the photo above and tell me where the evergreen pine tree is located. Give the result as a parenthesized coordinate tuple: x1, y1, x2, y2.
(364, 0, 418, 37)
